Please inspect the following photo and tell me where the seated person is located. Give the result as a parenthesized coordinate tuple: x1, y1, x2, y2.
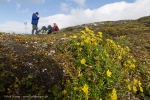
(41, 26, 47, 33)
(53, 23, 59, 31)
(47, 25, 54, 34)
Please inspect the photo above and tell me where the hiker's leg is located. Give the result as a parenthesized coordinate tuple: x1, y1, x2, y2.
(35, 25, 38, 35)
(32, 25, 37, 34)
(32, 25, 35, 34)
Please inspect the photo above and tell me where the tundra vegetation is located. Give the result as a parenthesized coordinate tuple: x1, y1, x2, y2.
(0, 16, 150, 100)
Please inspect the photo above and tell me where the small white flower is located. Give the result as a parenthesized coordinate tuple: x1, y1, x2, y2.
(60, 38, 66, 40)
(50, 42, 54, 44)
(48, 50, 56, 55)
(42, 68, 47, 72)
(34, 42, 37, 44)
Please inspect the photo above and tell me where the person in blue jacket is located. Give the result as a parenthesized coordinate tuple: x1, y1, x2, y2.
(31, 12, 39, 35)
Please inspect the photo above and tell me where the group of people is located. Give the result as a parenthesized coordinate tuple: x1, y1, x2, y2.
(31, 12, 59, 35)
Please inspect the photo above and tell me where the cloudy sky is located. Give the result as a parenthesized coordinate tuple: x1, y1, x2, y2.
(0, 0, 150, 34)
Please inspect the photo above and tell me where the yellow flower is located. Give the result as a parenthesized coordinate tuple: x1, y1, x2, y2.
(82, 84, 89, 100)
(138, 81, 143, 92)
(106, 69, 112, 77)
(81, 42, 84, 46)
(133, 86, 137, 93)
(129, 64, 136, 69)
(78, 48, 82, 52)
(80, 59, 86, 65)
(109, 89, 118, 100)
(98, 32, 102, 38)
(81, 30, 86, 34)
(66, 80, 70, 84)
(124, 46, 130, 52)
(78, 69, 83, 77)
(124, 79, 129, 83)
(71, 35, 77, 39)
(127, 84, 131, 91)
(138, 81, 142, 86)
(94, 42, 98, 45)
(76, 42, 80, 45)
(85, 27, 90, 31)
(63, 34, 66, 37)
(74, 87, 78, 91)
(84, 37, 90, 44)
(81, 35, 85, 38)
(117, 56, 122, 60)
(139, 86, 143, 92)
(133, 79, 138, 85)
(62, 90, 67, 94)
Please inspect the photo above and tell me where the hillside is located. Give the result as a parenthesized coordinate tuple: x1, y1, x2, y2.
(0, 15, 150, 100)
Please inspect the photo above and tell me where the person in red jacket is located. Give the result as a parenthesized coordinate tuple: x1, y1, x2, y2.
(53, 23, 59, 31)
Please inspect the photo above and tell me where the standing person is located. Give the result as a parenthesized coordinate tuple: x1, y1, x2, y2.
(53, 23, 59, 31)
(31, 12, 39, 35)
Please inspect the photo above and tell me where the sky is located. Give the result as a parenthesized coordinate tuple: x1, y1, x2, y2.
(0, 0, 150, 34)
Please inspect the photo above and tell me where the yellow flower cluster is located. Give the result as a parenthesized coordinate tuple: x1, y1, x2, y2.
(79, 27, 103, 46)
(66, 27, 142, 99)
(123, 58, 136, 69)
(109, 89, 118, 100)
(119, 35, 126, 39)
(125, 78, 143, 93)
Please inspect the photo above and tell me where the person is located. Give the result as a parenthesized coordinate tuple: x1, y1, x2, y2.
(41, 26, 47, 33)
(47, 25, 54, 34)
(31, 12, 39, 35)
(53, 23, 59, 31)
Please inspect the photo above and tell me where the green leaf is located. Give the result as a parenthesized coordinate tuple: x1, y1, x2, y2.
(14, 84, 19, 88)
(144, 96, 150, 100)
(28, 73, 34, 79)
(48, 88, 52, 92)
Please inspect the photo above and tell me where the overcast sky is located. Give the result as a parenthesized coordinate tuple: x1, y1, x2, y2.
(0, 0, 150, 34)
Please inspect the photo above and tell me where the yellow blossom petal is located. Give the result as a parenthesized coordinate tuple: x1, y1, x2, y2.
(133, 86, 137, 93)
(138, 81, 142, 86)
(63, 34, 66, 37)
(127, 84, 131, 91)
(74, 87, 78, 91)
(139, 86, 143, 92)
(82, 84, 89, 100)
(62, 90, 67, 94)
(133, 79, 138, 85)
(106, 69, 112, 77)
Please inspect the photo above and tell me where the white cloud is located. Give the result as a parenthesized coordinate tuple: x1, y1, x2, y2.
(16, 2, 21, 13)
(72, 0, 85, 6)
(16, 2, 29, 13)
(1, 0, 150, 34)
(0, 21, 28, 34)
(16, 2, 20, 8)
(22, 8, 29, 13)
(60, 3, 70, 12)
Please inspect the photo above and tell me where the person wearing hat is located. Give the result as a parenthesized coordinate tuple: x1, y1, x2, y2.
(31, 12, 39, 35)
